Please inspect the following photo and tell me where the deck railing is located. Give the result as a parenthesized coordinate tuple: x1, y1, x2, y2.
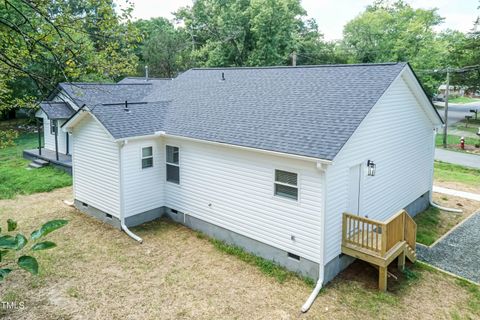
(342, 210, 416, 257)
(404, 212, 417, 251)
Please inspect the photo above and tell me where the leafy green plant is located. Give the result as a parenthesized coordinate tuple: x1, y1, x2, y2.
(0, 219, 68, 280)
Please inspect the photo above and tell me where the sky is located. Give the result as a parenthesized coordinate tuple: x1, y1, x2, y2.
(117, 0, 480, 40)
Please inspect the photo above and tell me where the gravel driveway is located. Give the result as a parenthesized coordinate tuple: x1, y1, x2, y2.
(417, 212, 480, 283)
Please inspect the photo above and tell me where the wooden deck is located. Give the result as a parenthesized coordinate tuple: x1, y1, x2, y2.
(23, 148, 72, 175)
(342, 210, 417, 291)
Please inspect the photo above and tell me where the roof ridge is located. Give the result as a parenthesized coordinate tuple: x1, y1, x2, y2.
(60, 82, 153, 86)
(189, 62, 406, 71)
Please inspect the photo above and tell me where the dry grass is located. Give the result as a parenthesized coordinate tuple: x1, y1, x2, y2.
(415, 193, 480, 246)
(0, 188, 478, 320)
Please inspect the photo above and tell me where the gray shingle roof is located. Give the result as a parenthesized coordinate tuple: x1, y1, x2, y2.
(73, 63, 413, 160)
(39, 102, 75, 119)
(90, 102, 169, 139)
(59, 83, 155, 107)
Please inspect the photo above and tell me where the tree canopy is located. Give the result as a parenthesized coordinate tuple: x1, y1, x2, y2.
(0, 0, 139, 116)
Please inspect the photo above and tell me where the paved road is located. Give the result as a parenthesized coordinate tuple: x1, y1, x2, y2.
(435, 148, 480, 169)
(435, 102, 480, 127)
(417, 212, 480, 284)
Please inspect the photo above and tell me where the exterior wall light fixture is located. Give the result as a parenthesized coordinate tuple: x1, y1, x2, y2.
(367, 160, 376, 176)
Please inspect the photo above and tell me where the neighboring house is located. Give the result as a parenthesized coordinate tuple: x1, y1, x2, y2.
(32, 63, 443, 310)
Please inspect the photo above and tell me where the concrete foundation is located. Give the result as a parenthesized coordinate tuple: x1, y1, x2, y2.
(404, 191, 430, 217)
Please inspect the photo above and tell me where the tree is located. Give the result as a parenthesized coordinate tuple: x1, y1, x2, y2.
(175, 0, 336, 67)
(0, 0, 139, 118)
(341, 0, 449, 94)
(133, 18, 192, 78)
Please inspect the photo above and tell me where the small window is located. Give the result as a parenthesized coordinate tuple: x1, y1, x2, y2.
(50, 120, 57, 135)
(274, 169, 298, 200)
(166, 145, 180, 184)
(141, 146, 153, 169)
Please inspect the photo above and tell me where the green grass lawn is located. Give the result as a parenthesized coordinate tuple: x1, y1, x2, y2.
(435, 134, 478, 147)
(434, 161, 480, 187)
(0, 132, 72, 199)
(448, 96, 480, 104)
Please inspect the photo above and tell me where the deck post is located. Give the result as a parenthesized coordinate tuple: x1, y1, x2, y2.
(36, 117, 42, 156)
(66, 131, 69, 155)
(379, 266, 388, 291)
(397, 250, 405, 271)
(54, 120, 59, 161)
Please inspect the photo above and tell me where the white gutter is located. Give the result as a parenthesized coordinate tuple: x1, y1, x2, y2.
(118, 140, 143, 243)
(429, 129, 462, 213)
(301, 162, 328, 312)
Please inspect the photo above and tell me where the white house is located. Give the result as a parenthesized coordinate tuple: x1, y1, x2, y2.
(40, 63, 443, 310)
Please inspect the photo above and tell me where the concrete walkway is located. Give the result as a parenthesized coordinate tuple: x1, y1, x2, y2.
(417, 212, 480, 283)
(435, 148, 480, 169)
(433, 186, 480, 201)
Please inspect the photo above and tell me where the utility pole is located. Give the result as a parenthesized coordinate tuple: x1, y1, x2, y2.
(443, 68, 450, 148)
(291, 51, 297, 67)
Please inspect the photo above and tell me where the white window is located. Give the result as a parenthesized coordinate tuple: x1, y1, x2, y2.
(50, 120, 57, 135)
(166, 145, 180, 184)
(274, 169, 298, 200)
(141, 146, 153, 169)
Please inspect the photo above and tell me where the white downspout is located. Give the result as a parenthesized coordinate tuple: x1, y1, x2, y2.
(429, 129, 462, 213)
(119, 140, 143, 243)
(301, 162, 328, 312)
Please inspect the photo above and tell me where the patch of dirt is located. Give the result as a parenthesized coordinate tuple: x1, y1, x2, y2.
(0, 188, 477, 319)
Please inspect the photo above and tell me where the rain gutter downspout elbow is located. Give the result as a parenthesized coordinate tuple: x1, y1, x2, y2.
(301, 162, 329, 312)
(119, 140, 143, 243)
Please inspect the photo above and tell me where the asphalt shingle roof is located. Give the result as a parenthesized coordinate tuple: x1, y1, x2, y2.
(68, 63, 412, 160)
(59, 83, 155, 107)
(39, 102, 75, 119)
(90, 102, 169, 139)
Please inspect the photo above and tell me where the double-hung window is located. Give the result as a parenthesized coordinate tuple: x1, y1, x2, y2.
(274, 169, 298, 200)
(141, 146, 153, 169)
(166, 145, 180, 184)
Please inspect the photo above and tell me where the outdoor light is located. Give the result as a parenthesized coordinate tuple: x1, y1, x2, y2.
(367, 160, 376, 176)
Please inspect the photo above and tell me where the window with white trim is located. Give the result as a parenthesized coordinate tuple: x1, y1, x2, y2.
(50, 120, 57, 135)
(141, 146, 153, 169)
(274, 169, 298, 200)
(166, 145, 180, 184)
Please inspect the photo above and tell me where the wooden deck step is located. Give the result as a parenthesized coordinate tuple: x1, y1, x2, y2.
(405, 245, 416, 263)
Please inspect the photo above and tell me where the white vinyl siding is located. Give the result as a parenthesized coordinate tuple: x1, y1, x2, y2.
(122, 139, 164, 217)
(72, 115, 120, 217)
(38, 111, 70, 155)
(323, 75, 436, 263)
(163, 139, 324, 262)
